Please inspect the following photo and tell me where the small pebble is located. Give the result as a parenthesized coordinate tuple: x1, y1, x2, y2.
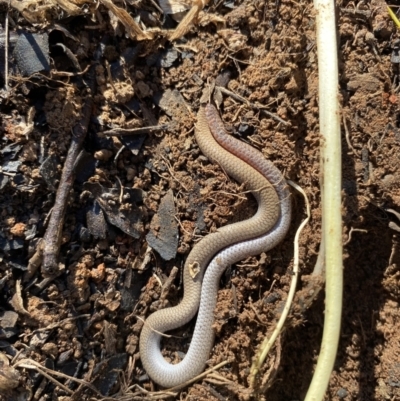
(264, 292, 281, 304)
(97, 239, 109, 251)
(94, 149, 113, 161)
(184, 138, 192, 150)
(135, 81, 152, 97)
(126, 166, 137, 181)
(42, 342, 58, 358)
(176, 351, 186, 360)
(10, 222, 26, 237)
(381, 174, 395, 189)
(135, 70, 145, 80)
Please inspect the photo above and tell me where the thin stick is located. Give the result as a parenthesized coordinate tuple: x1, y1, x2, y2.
(159, 360, 231, 393)
(4, 2, 10, 91)
(41, 69, 95, 275)
(216, 86, 291, 126)
(99, 124, 168, 137)
(15, 359, 101, 395)
(122, 360, 231, 398)
(18, 363, 74, 395)
(249, 180, 310, 387)
(24, 314, 90, 337)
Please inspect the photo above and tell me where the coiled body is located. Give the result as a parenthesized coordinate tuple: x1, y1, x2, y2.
(139, 105, 291, 388)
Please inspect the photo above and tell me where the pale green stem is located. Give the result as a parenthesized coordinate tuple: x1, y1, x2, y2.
(304, 0, 343, 399)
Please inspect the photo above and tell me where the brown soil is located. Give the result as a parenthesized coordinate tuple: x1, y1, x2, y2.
(1, 0, 400, 400)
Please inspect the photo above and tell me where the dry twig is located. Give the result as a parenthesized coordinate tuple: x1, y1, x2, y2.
(41, 68, 95, 276)
(99, 124, 168, 137)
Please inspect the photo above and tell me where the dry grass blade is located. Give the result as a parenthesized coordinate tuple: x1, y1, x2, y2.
(15, 358, 102, 395)
(168, 4, 202, 41)
(5, 0, 49, 23)
(98, 0, 155, 41)
(249, 180, 310, 388)
(54, 0, 81, 15)
(168, 0, 210, 41)
(113, 360, 232, 400)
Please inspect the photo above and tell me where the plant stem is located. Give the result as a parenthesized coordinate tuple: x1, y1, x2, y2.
(249, 181, 310, 387)
(304, 0, 343, 399)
